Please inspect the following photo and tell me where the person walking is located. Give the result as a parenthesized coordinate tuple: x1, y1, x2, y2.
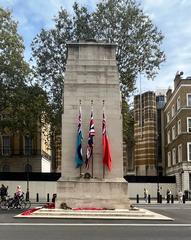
(178, 190, 183, 203)
(13, 185, 24, 208)
(166, 189, 171, 203)
(144, 188, 148, 203)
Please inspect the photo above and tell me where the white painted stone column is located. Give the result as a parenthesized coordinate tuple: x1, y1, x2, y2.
(61, 41, 123, 180)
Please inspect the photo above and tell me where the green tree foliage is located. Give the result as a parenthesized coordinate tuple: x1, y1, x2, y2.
(122, 98, 134, 144)
(0, 7, 28, 116)
(32, 10, 73, 134)
(122, 97, 134, 171)
(0, 8, 49, 136)
(91, 0, 165, 95)
(0, 8, 29, 86)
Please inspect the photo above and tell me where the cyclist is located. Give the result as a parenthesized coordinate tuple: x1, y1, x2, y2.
(13, 185, 24, 208)
(0, 184, 8, 201)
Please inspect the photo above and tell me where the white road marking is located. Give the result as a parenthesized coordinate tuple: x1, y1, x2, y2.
(0, 223, 191, 227)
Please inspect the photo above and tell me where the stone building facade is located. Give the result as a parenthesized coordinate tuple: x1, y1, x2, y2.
(164, 73, 191, 192)
(0, 128, 51, 172)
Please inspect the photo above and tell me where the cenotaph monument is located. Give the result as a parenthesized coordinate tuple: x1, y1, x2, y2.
(56, 40, 130, 209)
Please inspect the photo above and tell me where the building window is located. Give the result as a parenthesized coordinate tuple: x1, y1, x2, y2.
(168, 151, 171, 167)
(187, 118, 191, 132)
(24, 135, 33, 155)
(172, 105, 175, 117)
(187, 94, 191, 106)
(187, 143, 191, 161)
(167, 112, 170, 123)
(2, 136, 11, 156)
(172, 148, 176, 165)
(177, 96, 181, 110)
(172, 125, 176, 140)
(177, 120, 181, 135)
(178, 144, 182, 162)
(167, 130, 171, 144)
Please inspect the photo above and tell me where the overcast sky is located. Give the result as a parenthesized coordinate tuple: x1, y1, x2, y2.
(1, 0, 191, 94)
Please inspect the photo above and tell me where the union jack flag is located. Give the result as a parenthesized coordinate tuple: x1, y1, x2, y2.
(85, 110, 95, 169)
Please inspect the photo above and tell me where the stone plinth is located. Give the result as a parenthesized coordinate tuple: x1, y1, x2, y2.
(56, 178, 130, 209)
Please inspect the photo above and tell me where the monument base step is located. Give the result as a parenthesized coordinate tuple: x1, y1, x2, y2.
(15, 208, 173, 220)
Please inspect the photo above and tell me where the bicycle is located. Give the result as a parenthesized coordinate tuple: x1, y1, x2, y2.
(0, 194, 31, 210)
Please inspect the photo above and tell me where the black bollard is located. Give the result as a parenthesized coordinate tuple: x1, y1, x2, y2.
(36, 193, 39, 202)
(167, 195, 170, 203)
(157, 191, 160, 203)
(136, 194, 139, 203)
(160, 194, 162, 203)
(183, 195, 186, 204)
(148, 194, 151, 203)
(26, 191, 29, 201)
(47, 193, 50, 202)
(171, 194, 174, 204)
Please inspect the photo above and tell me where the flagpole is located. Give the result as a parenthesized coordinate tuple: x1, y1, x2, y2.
(91, 100, 94, 178)
(79, 99, 82, 176)
(103, 100, 105, 179)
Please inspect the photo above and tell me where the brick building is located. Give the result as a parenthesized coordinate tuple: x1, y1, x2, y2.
(134, 91, 157, 176)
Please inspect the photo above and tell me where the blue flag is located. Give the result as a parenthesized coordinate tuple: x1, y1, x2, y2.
(75, 106, 84, 168)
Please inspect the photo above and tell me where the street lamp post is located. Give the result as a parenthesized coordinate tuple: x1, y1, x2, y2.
(156, 108, 160, 203)
(157, 164, 160, 203)
(26, 155, 30, 201)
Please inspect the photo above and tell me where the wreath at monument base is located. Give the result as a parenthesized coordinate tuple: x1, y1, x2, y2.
(60, 202, 72, 209)
(84, 172, 91, 179)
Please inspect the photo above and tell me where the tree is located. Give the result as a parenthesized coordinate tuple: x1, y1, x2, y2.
(0, 8, 30, 86)
(122, 98, 134, 144)
(32, 0, 165, 113)
(31, 0, 165, 167)
(0, 7, 28, 117)
(0, 8, 49, 136)
(31, 10, 73, 134)
(122, 97, 135, 172)
(91, 0, 165, 96)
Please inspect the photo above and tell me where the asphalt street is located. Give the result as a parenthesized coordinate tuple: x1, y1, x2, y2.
(0, 204, 191, 240)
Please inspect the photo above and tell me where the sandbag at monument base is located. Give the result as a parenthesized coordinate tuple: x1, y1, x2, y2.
(56, 178, 130, 209)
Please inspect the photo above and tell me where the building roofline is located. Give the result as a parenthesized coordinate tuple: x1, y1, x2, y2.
(164, 83, 191, 111)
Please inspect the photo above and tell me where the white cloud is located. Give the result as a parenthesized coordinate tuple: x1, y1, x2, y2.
(135, 0, 191, 92)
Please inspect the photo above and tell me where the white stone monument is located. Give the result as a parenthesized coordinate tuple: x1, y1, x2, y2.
(56, 40, 130, 209)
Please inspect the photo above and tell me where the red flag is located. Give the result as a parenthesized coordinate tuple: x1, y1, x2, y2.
(102, 113, 112, 171)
